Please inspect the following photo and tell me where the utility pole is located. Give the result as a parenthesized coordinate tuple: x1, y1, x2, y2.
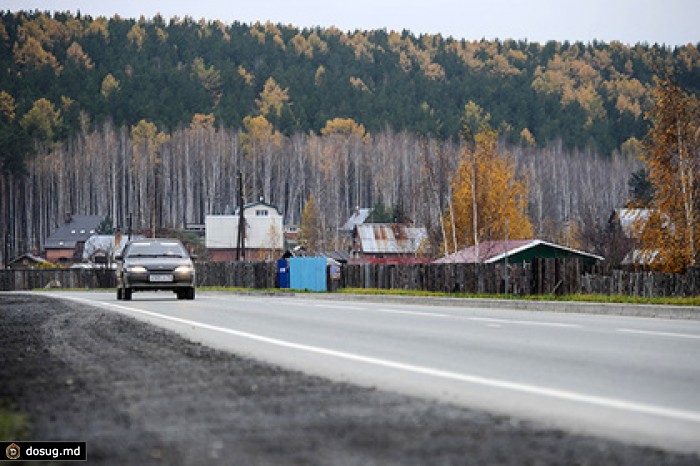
(504, 219, 509, 295)
(236, 171, 246, 261)
(4, 231, 9, 269)
(128, 212, 133, 241)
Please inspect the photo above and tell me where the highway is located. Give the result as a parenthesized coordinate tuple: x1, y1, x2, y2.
(45, 291, 700, 454)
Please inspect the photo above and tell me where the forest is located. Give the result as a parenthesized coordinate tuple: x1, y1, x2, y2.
(1, 11, 699, 268)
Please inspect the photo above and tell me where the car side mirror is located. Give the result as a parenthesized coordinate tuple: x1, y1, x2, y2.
(114, 254, 123, 262)
(189, 254, 198, 261)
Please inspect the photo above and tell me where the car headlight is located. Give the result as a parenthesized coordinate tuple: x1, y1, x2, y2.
(174, 265, 194, 273)
(126, 265, 147, 273)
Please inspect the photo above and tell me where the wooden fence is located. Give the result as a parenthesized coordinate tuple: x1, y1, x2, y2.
(339, 260, 700, 297)
(0, 268, 116, 291)
(0, 262, 277, 292)
(1, 260, 698, 297)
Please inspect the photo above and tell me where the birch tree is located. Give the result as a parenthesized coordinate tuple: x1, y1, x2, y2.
(445, 129, 532, 253)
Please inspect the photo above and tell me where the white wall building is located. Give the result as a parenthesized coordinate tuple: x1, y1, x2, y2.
(205, 201, 284, 261)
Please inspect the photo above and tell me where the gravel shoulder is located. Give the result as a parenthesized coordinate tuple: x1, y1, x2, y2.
(1, 293, 698, 465)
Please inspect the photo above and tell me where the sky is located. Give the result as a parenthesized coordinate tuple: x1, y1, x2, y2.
(2, 0, 698, 46)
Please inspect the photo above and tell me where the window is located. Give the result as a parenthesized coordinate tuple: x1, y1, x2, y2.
(256, 210, 269, 217)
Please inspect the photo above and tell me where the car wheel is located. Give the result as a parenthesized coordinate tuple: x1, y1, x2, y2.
(187, 287, 196, 300)
(123, 288, 132, 301)
(116, 287, 123, 300)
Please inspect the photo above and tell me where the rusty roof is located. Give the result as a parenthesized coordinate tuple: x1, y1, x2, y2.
(355, 224, 427, 254)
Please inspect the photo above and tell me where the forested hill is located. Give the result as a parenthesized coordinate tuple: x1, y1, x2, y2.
(2, 10, 700, 163)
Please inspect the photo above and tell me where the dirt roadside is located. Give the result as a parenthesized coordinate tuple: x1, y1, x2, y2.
(1, 294, 698, 465)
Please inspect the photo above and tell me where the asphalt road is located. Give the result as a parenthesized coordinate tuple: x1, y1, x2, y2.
(46, 291, 700, 455)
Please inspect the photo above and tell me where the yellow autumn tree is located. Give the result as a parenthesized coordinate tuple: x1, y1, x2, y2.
(101, 73, 120, 98)
(130, 120, 170, 237)
(639, 77, 700, 272)
(241, 115, 282, 156)
(66, 42, 94, 69)
(241, 114, 282, 201)
(301, 193, 322, 253)
(444, 128, 533, 256)
(255, 77, 289, 118)
(20, 98, 62, 143)
(191, 57, 222, 106)
(13, 36, 62, 73)
(319, 117, 368, 177)
(190, 113, 215, 130)
(0, 91, 16, 122)
(127, 24, 145, 50)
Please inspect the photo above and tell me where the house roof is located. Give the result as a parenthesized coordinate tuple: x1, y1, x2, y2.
(45, 215, 103, 249)
(341, 208, 373, 231)
(613, 208, 651, 239)
(284, 248, 351, 264)
(9, 253, 51, 267)
(354, 224, 427, 255)
(434, 239, 604, 264)
(234, 201, 282, 216)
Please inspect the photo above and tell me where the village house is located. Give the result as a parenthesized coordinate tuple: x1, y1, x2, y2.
(608, 208, 658, 267)
(434, 239, 603, 266)
(205, 201, 284, 261)
(44, 213, 104, 264)
(351, 223, 429, 263)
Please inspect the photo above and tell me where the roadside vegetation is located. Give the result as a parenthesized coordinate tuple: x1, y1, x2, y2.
(338, 288, 700, 306)
(0, 406, 29, 439)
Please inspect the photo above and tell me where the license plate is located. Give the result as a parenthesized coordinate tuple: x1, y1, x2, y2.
(150, 274, 173, 282)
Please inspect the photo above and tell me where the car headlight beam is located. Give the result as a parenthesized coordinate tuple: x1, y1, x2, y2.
(126, 265, 147, 273)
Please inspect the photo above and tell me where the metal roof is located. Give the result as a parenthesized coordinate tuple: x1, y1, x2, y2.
(355, 224, 427, 254)
(341, 208, 372, 231)
(435, 239, 604, 264)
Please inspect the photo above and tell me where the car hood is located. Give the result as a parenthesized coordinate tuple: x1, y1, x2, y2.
(124, 257, 192, 272)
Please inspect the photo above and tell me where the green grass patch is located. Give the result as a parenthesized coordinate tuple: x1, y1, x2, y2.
(0, 407, 29, 440)
(338, 288, 700, 306)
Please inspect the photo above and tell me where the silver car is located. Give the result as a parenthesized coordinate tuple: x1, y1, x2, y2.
(115, 239, 196, 300)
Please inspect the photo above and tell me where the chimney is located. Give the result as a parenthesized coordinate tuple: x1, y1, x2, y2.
(64, 212, 73, 223)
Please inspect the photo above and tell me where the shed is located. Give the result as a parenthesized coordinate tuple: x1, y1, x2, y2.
(8, 253, 52, 270)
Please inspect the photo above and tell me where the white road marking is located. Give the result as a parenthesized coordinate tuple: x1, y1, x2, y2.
(468, 316, 581, 328)
(376, 308, 451, 318)
(271, 300, 310, 307)
(316, 303, 365, 310)
(617, 328, 700, 340)
(52, 294, 700, 425)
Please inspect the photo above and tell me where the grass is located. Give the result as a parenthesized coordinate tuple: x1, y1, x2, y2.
(0, 407, 29, 440)
(338, 288, 700, 307)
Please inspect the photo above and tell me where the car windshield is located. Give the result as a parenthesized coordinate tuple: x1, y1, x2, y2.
(126, 242, 185, 258)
